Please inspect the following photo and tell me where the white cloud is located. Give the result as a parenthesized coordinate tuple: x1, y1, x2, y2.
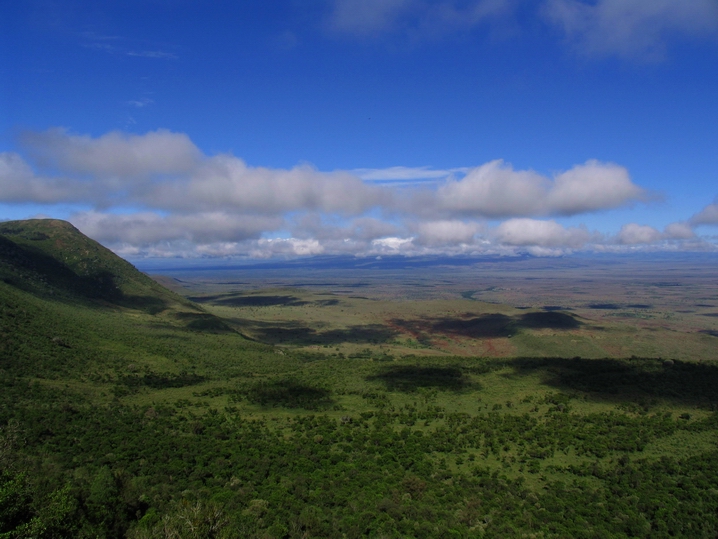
(526, 246, 567, 257)
(251, 238, 325, 258)
(414, 220, 482, 246)
(17, 129, 384, 216)
(616, 223, 663, 244)
(22, 128, 201, 179)
(437, 160, 549, 217)
(371, 236, 415, 253)
(495, 218, 593, 248)
(4, 127, 710, 259)
(0, 152, 86, 203)
(663, 221, 695, 239)
(690, 200, 718, 226)
(71, 211, 282, 245)
(544, 0, 718, 60)
(437, 159, 646, 218)
(292, 214, 400, 242)
(546, 160, 648, 214)
(147, 155, 384, 216)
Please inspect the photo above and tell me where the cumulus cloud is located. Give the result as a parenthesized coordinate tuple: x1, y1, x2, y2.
(371, 236, 415, 253)
(690, 200, 718, 226)
(21, 128, 201, 178)
(71, 211, 282, 246)
(5, 127, 708, 259)
(0, 152, 87, 203)
(663, 221, 695, 239)
(292, 214, 399, 242)
(14, 129, 384, 216)
(147, 155, 384, 215)
(437, 159, 646, 218)
(251, 238, 325, 258)
(495, 218, 593, 248)
(544, 0, 718, 60)
(616, 223, 663, 245)
(414, 220, 482, 246)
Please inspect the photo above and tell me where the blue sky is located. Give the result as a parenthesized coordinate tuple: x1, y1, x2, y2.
(2, 0, 718, 259)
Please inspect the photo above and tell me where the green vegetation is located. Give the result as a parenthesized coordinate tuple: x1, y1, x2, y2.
(3, 219, 718, 538)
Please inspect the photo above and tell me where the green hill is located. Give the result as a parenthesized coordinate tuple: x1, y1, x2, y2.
(0, 219, 256, 382)
(0, 219, 190, 311)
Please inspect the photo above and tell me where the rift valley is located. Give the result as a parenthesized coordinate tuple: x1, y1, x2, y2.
(2, 219, 718, 538)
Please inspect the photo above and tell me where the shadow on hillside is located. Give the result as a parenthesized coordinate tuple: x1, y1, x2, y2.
(1, 235, 121, 299)
(175, 312, 235, 333)
(123, 294, 169, 314)
(511, 357, 718, 407)
(1, 234, 172, 313)
(367, 365, 475, 393)
(245, 379, 334, 410)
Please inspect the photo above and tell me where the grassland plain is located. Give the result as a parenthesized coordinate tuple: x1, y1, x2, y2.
(3, 220, 718, 538)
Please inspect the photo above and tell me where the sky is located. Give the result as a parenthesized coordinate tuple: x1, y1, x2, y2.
(1, 0, 718, 260)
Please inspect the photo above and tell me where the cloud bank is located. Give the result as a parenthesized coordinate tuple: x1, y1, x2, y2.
(1, 128, 714, 258)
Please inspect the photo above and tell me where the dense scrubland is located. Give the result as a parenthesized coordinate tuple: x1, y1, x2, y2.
(2, 220, 718, 538)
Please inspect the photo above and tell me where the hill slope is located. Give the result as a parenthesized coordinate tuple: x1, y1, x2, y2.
(0, 219, 191, 311)
(0, 219, 262, 381)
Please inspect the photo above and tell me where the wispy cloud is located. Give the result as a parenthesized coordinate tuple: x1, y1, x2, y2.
(81, 32, 178, 60)
(353, 166, 468, 185)
(325, 0, 515, 39)
(126, 50, 178, 60)
(127, 97, 154, 108)
(543, 0, 718, 60)
(324, 0, 718, 60)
